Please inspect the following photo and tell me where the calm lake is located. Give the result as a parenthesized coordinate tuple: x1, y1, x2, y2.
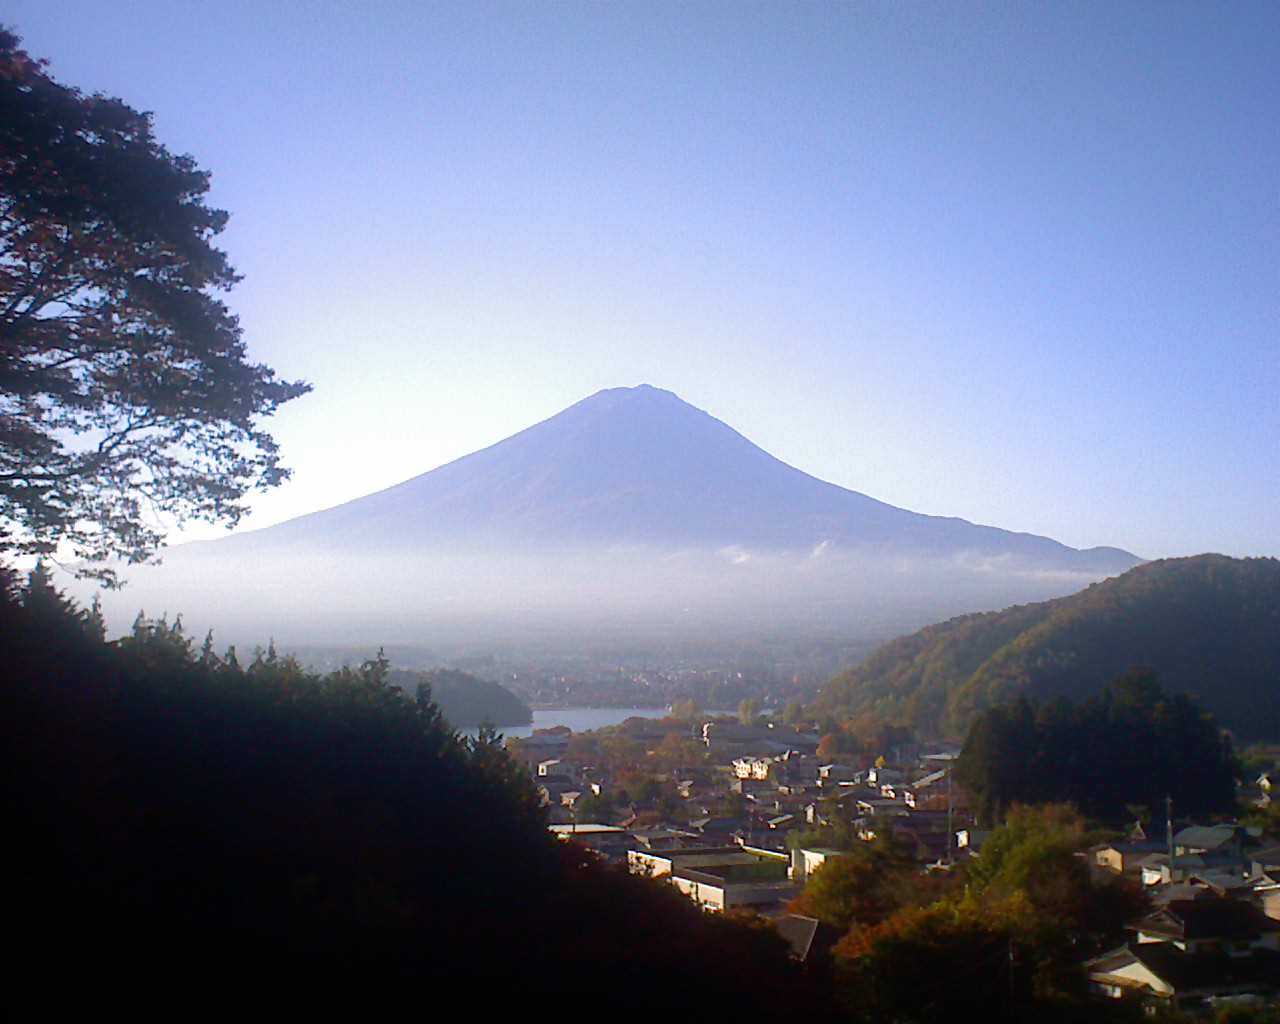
(459, 706, 669, 740)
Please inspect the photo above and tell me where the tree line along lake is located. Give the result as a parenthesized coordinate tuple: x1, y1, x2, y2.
(459, 706, 671, 741)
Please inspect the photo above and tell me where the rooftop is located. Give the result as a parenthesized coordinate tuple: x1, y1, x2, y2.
(1132, 897, 1280, 942)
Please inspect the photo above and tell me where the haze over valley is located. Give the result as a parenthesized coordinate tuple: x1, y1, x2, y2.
(90, 385, 1140, 663)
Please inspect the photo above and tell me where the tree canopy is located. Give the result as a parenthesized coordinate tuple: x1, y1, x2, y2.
(788, 836, 944, 932)
(955, 668, 1239, 824)
(0, 30, 308, 580)
(817, 555, 1280, 740)
(1, 572, 818, 1008)
(828, 806, 1145, 1023)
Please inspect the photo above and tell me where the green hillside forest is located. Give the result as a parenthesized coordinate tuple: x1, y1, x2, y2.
(818, 554, 1280, 740)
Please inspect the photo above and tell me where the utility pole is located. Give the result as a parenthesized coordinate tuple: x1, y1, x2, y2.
(1007, 935, 1016, 1021)
(946, 757, 954, 866)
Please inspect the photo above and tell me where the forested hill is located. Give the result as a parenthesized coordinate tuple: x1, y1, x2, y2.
(388, 668, 532, 728)
(2, 568, 814, 1008)
(817, 554, 1280, 740)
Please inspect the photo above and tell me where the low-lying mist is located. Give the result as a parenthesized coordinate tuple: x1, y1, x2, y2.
(78, 538, 1119, 655)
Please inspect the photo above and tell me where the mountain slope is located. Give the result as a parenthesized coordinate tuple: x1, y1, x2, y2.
(94, 384, 1141, 645)
(817, 554, 1280, 739)
(217, 384, 1136, 570)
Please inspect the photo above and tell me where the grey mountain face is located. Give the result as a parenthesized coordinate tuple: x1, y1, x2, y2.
(230, 384, 1135, 570)
(93, 385, 1139, 645)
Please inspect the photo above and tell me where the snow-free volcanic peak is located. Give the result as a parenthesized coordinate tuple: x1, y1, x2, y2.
(94, 385, 1140, 644)
(239, 382, 1138, 572)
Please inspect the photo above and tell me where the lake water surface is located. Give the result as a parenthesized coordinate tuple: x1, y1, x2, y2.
(460, 706, 669, 740)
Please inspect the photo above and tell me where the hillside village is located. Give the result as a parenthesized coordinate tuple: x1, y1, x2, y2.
(511, 715, 1280, 1016)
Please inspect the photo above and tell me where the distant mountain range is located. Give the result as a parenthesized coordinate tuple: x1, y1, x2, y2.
(94, 385, 1141, 646)
(817, 554, 1280, 740)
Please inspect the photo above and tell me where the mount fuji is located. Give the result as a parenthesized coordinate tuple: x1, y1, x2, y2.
(93, 385, 1139, 646)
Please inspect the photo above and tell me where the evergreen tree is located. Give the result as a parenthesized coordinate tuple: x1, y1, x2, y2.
(957, 670, 1238, 823)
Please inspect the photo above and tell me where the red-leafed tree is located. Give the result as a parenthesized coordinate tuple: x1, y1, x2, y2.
(0, 29, 308, 582)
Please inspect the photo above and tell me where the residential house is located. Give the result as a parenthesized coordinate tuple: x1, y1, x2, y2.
(508, 730, 568, 767)
(1086, 895, 1280, 1014)
(730, 776, 776, 799)
(547, 822, 635, 860)
(733, 755, 776, 780)
(1248, 847, 1280, 921)
(1094, 839, 1167, 876)
(1136, 824, 1251, 886)
(688, 817, 750, 841)
(900, 768, 947, 808)
(628, 845, 795, 913)
(956, 828, 991, 855)
(790, 846, 843, 884)
(631, 827, 699, 851)
(1175, 825, 1247, 862)
(818, 764, 860, 786)
(537, 758, 577, 781)
(866, 765, 906, 787)
(536, 774, 577, 808)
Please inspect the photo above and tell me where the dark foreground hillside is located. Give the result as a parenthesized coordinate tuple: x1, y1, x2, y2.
(818, 554, 1280, 739)
(1, 568, 813, 1010)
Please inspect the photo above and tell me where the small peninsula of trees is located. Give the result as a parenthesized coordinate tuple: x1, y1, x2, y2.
(955, 667, 1239, 824)
(388, 666, 532, 728)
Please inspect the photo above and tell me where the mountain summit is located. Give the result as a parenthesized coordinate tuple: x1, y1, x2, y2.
(240, 384, 1137, 572)
(97, 385, 1139, 645)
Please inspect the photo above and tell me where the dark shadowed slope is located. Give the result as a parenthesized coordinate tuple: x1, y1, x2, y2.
(202, 384, 1137, 570)
(818, 554, 1280, 739)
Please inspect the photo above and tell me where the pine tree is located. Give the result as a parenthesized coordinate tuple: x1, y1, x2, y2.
(23, 561, 81, 624)
(84, 594, 106, 642)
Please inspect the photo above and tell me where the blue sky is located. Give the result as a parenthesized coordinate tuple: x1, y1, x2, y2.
(11, 1, 1278, 558)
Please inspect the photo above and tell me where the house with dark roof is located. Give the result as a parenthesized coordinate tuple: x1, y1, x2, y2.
(1093, 838, 1166, 876)
(1086, 943, 1279, 1013)
(1131, 897, 1280, 952)
(1251, 846, 1280, 877)
(890, 824, 953, 864)
(687, 816, 749, 840)
(1250, 873, 1280, 924)
(628, 845, 794, 913)
(791, 846, 844, 884)
(1085, 894, 1280, 1014)
(1126, 824, 1252, 886)
(547, 822, 636, 860)
(1175, 825, 1247, 861)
